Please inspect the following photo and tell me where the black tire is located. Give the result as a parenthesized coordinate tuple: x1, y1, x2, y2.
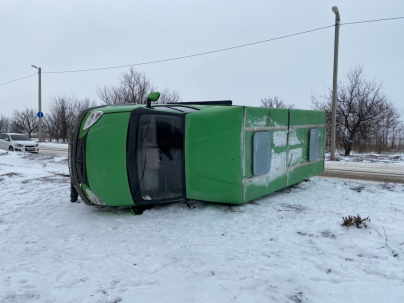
(70, 181, 79, 202)
(8, 146, 14, 151)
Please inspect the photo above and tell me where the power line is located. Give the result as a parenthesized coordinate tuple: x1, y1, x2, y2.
(38, 16, 404, 74)
(43, 24, 335, 74)
(0, 73, 37, 86)
(341, 16, 404, 26)
(1, 16, 403, 86)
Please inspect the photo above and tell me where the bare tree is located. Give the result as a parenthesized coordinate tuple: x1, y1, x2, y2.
(97, 68, 155, 105)
(0, 115, 10, 133)
(260, 96, 294, 109)
(11, 108, 38, 137)
(120, 68, 155, 104)
(46, 97, 68, 142)
(72, 97, 98, 116)
(46, 95, 98, 142)
(312, 66, 402, 155)
(97, 85, 122, 105)
(42, 115, 59, 143)
(97, 67, 181, 105)
(158, 89, 182, 104)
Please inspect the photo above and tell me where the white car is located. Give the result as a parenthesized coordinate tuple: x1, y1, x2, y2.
(0, 133, 39, 153)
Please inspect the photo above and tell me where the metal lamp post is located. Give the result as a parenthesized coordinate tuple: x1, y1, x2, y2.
(31, 65, 42, 142)
(330, 6, 340, 161)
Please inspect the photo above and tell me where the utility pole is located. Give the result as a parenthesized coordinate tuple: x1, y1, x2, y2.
(31, 65, 42, 142)
(330, 6, 340, 161)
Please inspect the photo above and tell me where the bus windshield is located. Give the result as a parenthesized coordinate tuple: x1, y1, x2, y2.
(134, 114, 185, 201)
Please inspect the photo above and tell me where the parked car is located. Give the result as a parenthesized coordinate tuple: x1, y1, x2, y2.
(69, 92, 325, 207)
(0, 133, 39, 153)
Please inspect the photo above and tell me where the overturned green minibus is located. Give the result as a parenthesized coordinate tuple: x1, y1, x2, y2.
(69, 93, 325, 207)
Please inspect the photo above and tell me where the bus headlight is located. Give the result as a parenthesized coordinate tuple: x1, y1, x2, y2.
(85, 189, 107, 206)
(83, 111, 103, 130)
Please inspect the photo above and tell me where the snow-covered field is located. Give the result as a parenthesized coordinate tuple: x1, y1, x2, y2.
(1, 150, 404, 303)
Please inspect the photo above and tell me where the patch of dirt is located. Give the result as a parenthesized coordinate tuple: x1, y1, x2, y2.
(381, 183, 397, 192)
(350, 185, 366, 192)
(321, 230, 337, 239)
(297, 231, 314, 237)
(53, 173, 70, 178)
(22, 153, 56, 162)
(22, 175, 69, 184)
(279, 203, 306, 213)
(1, 172, 21, 177)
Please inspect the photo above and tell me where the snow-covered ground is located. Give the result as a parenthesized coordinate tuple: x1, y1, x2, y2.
(1, 150, 404, 303)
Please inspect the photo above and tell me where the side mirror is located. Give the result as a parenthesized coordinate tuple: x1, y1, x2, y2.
(146, 92, 160, 108)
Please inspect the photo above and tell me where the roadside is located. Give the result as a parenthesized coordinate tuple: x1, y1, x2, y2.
(38, 142, 68, 156)
(322, 153, 404, 183)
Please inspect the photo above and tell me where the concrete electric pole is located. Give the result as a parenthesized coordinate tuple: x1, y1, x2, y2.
(31, 65, 42, 142)
(330, 6, 340, 161)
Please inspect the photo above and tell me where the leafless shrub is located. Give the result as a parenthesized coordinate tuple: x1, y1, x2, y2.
(341, 214, 370, 229)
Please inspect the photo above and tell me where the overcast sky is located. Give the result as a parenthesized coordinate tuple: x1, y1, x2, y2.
(1, 0, 403, 118)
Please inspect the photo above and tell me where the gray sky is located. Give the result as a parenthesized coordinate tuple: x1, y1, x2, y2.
(1, 0, 403, 118)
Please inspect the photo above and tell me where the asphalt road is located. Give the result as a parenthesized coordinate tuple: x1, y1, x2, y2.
(321, 167, 404, 184)
(38, 145, 68, 156)
(322, 160, 404, 184)
(37, 145, 404, 184)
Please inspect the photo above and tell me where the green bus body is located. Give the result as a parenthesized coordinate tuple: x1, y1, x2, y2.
(70, 102, 325, 207)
